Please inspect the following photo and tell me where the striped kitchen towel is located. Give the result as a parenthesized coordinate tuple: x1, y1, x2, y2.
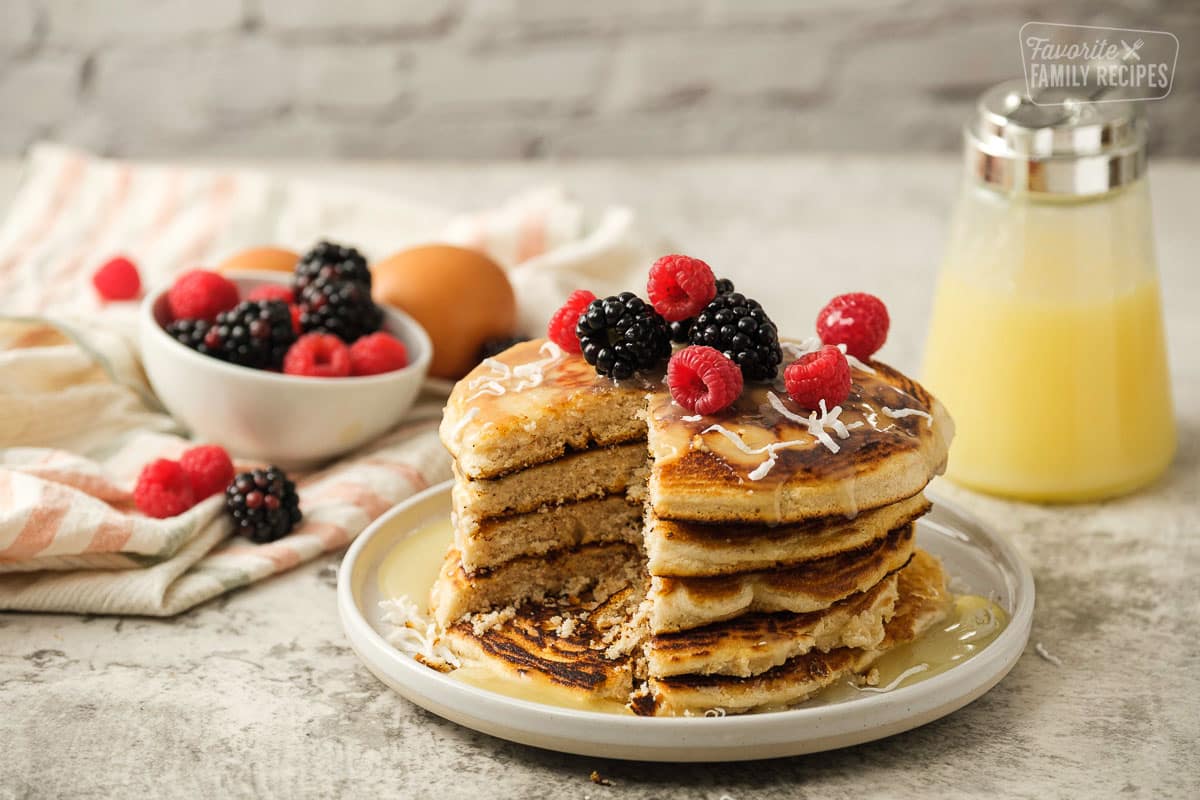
(0, 144, 660, 615)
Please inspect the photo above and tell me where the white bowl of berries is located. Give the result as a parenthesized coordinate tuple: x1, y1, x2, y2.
(139, 265, 431, 468)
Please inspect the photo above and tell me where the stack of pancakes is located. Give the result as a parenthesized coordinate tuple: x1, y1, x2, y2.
(431, 339, 956, 715)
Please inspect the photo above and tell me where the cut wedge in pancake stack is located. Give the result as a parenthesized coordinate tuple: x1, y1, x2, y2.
(428, 331, 957, 716)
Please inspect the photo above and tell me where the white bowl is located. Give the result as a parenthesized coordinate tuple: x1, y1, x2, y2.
(140, 270, 431, 468)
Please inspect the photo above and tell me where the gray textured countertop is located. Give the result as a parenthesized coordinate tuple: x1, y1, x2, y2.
(2, 156, 1197, 799)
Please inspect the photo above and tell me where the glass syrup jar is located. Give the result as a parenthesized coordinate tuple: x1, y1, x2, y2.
(922, 80, 1175, 502)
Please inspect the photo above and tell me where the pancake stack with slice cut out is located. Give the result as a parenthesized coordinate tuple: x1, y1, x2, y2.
(432, 338, 956, 715)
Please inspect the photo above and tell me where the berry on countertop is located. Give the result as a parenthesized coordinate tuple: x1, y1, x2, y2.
(646, 254, 716, 323)
(199, 300, 297, 370)
(687, 292, 783, 382)
(298, 279, 383, 342)
(245, 284, 294, 304)
(134, 459, 196, 519)
(479, 335, 530, 361)
(225, 466, 303, 543)
(283, 333, 351, 378)
(180, 444, 235, 501)
(547, 289, 597, 353)
(167, 269, 239, 323)
(92, 256, 142, 301)
(667, 345, 743, 415)
(349, 332, 409, 376)
(293, 240, 372, 295)
(784, 344, 852, 409)
(816, 292, 889, 360)
(576, 292, 672, 380)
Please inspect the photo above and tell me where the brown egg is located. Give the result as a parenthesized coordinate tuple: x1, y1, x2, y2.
(217, 246, 300, 274)
(372, 245, 516, 379)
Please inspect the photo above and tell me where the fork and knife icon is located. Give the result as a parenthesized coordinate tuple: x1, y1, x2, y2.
(1120, 39, 1144, 61)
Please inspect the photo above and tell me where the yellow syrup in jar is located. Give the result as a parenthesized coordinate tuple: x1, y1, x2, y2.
(924, 277, 1175, 501)
(923, 179, 1175, 502)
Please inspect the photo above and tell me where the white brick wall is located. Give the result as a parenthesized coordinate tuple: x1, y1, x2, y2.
(0, 0, 1194, 158)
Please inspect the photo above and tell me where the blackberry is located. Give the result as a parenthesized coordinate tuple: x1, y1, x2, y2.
(205, 300, 297, 369)
(668, 278, 734, 343)
(479, 335, 529, 360)
(298, 280, 383, 342)
(687, 292, 782, 381)
(224, 466, 302, 543)
(575, 292, 671, 379)
(166, 318, 215, 355)
(293, 240, 371, 295)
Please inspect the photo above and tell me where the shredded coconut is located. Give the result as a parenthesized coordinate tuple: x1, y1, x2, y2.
(855, 663, 928, 693)
(1035, 642, 1063, 667)
(766, 392, 862, 454)
(681, 414, 703, 423)
(882, 405, 934, 428)
(378, 595, 460, 670)
(464, 341, 565, 402)
(702, 422, 812, 481)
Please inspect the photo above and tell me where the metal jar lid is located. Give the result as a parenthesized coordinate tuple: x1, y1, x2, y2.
(966, 79, 1147, 196)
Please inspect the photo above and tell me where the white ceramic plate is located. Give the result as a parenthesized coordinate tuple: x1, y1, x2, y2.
(338, 481, 1034, 762)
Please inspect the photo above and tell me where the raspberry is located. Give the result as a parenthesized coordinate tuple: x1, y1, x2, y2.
(349, 332, 409, 376)
(245, 284, 294, 304)
(180, 444, 235, 501)
(784, 345, 852, 409)
(546, 289, 596, 353)
(647, 254, 717, 322)
(92, 256, 141, 301)
(283, 333, 351, 378)
(816, 292, 889, 360)
(667, 345, 743, 415)
(168, 269, 239, 323)
(133, 459, 196, 519)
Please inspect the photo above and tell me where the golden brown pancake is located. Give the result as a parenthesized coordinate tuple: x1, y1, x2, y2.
(429, 542, 641, 628)
(444, 589, 640, 702)
(451, 443, 648, 525)
(645, 492, 930, 577)
(647, 524, 916, 634)
(634, 550, 951, 716)
(458, 494, 644, 573)
(646, 572, 899, 678)
(646, 357, 952, 524)
(440, 340, 650, 480)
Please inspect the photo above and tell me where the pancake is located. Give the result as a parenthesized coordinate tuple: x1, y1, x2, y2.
(634, 550, 951, 716)
(440, 339, 650, 480)
(452, 442, 648, 525)
(645, 572, 899, 678)
(430, 542, 641, 628)
(645, 492, 930, 577)
(457, 494, 644, 573)
(647, 524, 915, 634)
(444, 588, 640, 703)
(646, 356, 952, 524)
